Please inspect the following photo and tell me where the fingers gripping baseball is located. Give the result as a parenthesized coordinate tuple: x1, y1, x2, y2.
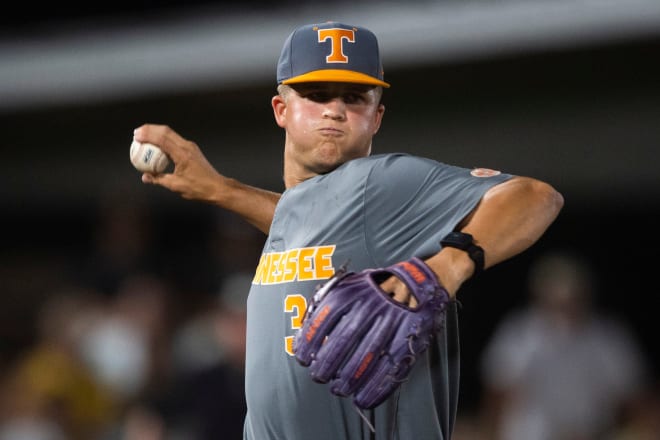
(132, 124, 224, 202)
(293, 257, 450, 409)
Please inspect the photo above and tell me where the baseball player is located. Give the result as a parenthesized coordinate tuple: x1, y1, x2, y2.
(133, 22, 563, 440)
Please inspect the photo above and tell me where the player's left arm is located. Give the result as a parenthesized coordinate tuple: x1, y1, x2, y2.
(428, 176, 564, 295)
(384, 176, 563, 303)
(297, 175, 562, 408)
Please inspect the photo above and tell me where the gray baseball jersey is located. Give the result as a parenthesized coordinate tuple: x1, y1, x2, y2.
(244, 153, 512, 440)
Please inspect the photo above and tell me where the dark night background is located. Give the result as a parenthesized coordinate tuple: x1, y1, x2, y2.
(1, 0, 659, 427)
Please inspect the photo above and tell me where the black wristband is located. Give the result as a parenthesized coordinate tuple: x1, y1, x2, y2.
(440, 231, 485, 276)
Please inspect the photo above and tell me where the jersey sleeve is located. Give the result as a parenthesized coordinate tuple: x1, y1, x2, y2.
(362, 154, 512, 266)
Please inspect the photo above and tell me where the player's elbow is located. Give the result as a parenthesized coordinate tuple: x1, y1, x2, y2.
(519, 177, 564, 225)
(493, 176, 564, 222)
(537, 180, 564, 219)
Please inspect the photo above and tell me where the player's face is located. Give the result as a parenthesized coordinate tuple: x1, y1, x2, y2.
(272, 82, 385, 183)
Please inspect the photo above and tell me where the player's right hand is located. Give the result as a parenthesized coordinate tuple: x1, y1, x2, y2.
(133, 124, 227, 204)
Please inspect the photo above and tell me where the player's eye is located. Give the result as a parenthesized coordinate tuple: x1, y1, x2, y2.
(307, 92, 332, 103)
(298, 88, 370, 105)
(341, 93, 366, 104)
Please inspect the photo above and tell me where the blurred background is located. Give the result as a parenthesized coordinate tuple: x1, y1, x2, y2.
(1, 0, 659, 439)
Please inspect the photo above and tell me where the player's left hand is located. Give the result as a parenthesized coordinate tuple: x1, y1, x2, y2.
(293, 257, 451, 409)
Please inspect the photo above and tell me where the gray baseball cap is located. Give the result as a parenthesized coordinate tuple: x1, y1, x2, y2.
(277, 22, 390, 88)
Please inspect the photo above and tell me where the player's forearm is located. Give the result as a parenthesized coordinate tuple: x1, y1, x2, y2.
(426, 176, 563, 295)
(462, 176, 564, 268)
(133, 124, 280, 234)
(210, 176, 281, 234)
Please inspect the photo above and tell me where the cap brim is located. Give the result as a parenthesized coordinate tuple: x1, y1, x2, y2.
(281, 69, 390, 88)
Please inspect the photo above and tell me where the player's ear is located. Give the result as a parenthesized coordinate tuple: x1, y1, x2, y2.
(272, 94, 287, 128)
(372, 104, 385, 135)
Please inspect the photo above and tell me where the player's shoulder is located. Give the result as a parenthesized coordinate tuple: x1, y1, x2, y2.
(332, 153, 509, 187)
(310, 154, 430, 194)
(349, 152, 501, 180)
(344, 153, 447, 173)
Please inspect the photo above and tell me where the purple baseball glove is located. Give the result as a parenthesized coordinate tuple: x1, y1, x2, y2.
(293, 257, 451, 409)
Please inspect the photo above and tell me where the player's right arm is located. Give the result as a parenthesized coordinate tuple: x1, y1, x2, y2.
(133, 124, 280, 234)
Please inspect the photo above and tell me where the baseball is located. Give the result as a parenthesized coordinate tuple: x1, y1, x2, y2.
(130, 140, 170, 174)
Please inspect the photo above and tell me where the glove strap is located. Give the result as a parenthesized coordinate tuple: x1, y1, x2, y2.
(440, 231, 485, 276)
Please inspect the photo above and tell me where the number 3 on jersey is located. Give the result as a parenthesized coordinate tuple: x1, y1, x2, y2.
(284, 294, 308, 356)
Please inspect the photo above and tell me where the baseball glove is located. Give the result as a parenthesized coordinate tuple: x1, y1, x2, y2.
(293, 257, 451, 409)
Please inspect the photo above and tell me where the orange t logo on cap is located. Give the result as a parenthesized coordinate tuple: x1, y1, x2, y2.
(317, 28, 355, 63)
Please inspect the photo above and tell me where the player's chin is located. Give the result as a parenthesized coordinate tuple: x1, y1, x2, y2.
(310, 149, 346, 173)
(311, 161, 342, 175)
(316, 145, 368, 171)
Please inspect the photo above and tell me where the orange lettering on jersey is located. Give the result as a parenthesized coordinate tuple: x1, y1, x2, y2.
(269, 252, 284, 284)
(284, 294, 307, 356)
(315, 246, 336, 279)
(281, 248, 300, 282)
(298, 247, 316, 281)
(317, 28, 355, 63)
(252, 253, 269, 284)
(253, 245, 337, 284)
(263, 251, 277, 284)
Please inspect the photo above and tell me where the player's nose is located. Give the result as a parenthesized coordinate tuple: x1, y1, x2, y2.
(322, 98, 346, 120)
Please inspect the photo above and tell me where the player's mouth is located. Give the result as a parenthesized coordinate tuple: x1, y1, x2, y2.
(317, 127, 344, 136)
